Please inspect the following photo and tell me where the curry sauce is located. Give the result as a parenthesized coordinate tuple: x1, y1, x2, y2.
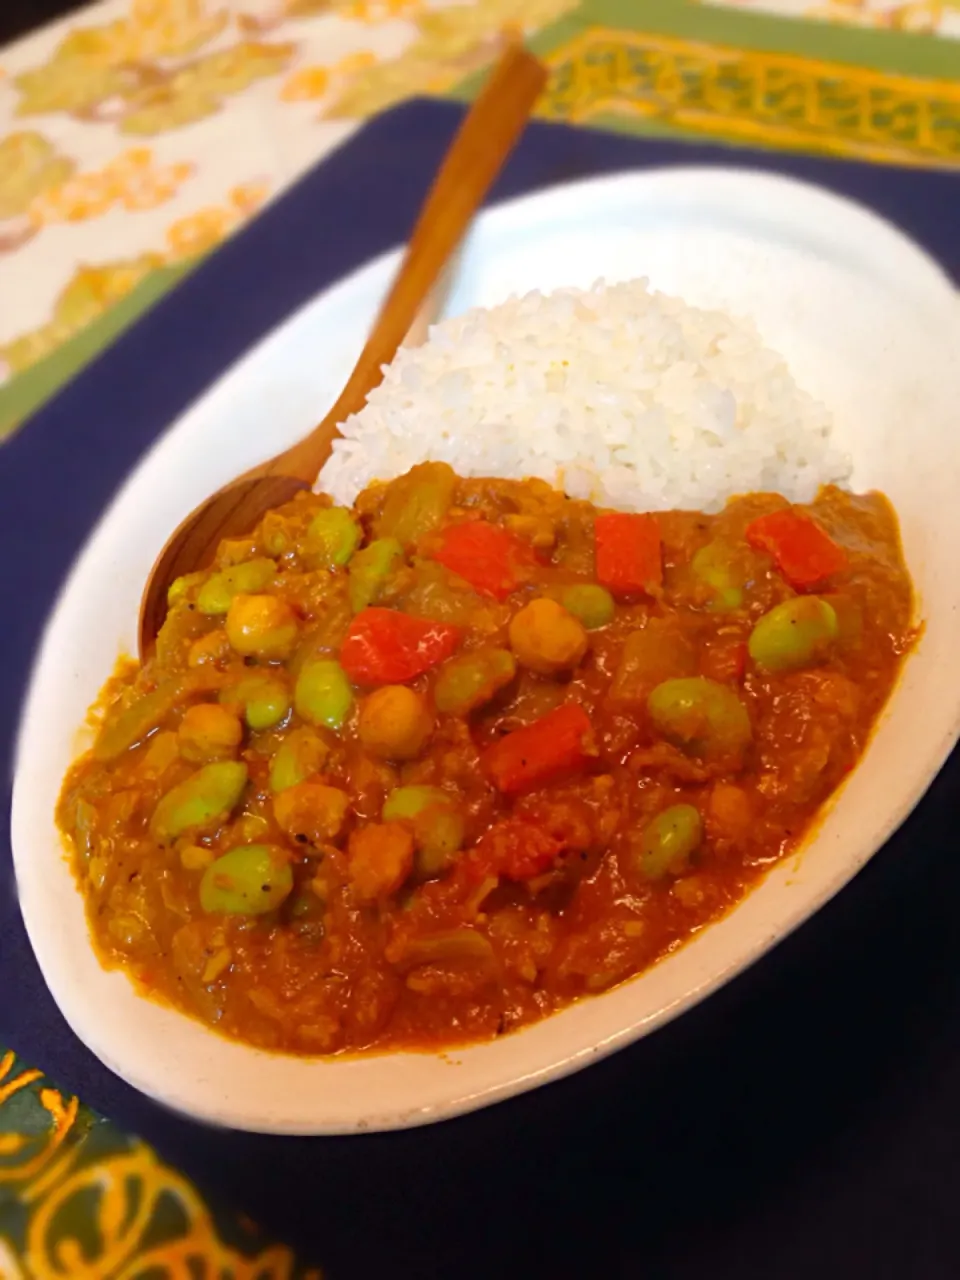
(57, 467, 914, 1055)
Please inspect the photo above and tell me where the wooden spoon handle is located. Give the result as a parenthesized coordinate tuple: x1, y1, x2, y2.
(276, 42, 548, 484)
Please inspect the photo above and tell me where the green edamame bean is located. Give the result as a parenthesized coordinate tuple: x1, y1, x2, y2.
(609, 621, 697, 707)
(648, 676, 751, 762)
(382, 786, 464, 879)
(414, 808, 464, 878)
(225, 672, 291, 731)
(294, 658, 353, 730)
(638, 804, 702, 881)
(560, 584, 615, 630)
(167, 571, 205, 608)
(199, 844, 293, 915)
(434, 648, 517, 716)
(381, 785, 451, 823)
(690, 543, 743, 612)
(306, 508, 361, 569)
(269, 727, 330, 792)
(149, 761, 248, 845)
(177, 703, 242, 763)
(348, 537, 404, 612)
(196, 558, 276, 615)
(748, 597, 838, 673)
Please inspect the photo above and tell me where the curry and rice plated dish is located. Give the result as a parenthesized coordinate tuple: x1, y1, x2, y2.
(56, 281, 915, 1056)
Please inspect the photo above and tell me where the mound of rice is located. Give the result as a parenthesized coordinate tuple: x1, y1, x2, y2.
(318, 278, 851, 512)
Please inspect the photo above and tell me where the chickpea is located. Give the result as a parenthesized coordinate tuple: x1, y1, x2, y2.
(347, 822, 415, 903)
(358, 686, 433, 761)
(177, 703, 243, 763)
(509, 597, 588, 677)
(273, 780, 350, 846)
(187, 629, 231, 668)
(707, 783, 753, 845)
(225, 594, 299, 660)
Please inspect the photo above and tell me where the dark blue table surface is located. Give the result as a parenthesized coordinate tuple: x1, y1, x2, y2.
(2, 99, 959, 1279)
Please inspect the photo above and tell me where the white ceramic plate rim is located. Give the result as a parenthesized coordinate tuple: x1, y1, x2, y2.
(12, 165, 960, 1133)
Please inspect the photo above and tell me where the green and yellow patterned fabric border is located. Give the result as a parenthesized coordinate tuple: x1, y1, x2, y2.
(1, 0, 957, 1272)
(0, 1051, 322, 1276)
(0, 0, 958, 442)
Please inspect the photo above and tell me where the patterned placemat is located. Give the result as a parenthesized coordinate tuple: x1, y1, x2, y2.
(1, 0, 958, 1274)
(0, 0, 957, 440)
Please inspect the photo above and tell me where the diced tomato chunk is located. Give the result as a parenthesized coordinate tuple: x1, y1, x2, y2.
(432, 520, 538, 601)
(745, 509, 847, 589)
(595, 513, 662, 597)
(481, 703, 594, 796)
(340, 608, 460, 685)
(469, 820, 564, 881)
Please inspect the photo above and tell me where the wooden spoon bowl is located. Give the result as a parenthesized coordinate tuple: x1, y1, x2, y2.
(138, 43, 547, 657)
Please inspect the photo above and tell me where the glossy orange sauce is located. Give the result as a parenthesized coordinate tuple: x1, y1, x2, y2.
(57, 470, 914, 1055)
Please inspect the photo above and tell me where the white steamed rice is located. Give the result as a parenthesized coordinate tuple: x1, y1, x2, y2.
(318, 278, 851, 511)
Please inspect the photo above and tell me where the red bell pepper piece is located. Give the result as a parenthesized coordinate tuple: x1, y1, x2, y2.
(340, 608, 460, 685)
(468, 819, 564, 882)
(432, 520, 538, 601)
(745, 509, 847, 589)
(595, 513, 662, 597)
(481, 702, 594, 796)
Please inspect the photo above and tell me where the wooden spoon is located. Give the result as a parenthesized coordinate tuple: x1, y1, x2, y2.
(139, 43, 548, 656)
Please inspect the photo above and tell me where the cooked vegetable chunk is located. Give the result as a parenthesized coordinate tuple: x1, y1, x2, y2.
(433, 520, 537, 600)
(745, 509, 847, 589)
(595, 513, 662, 597)
(340, 608, 460, 685)
(482, 703, 594, 795)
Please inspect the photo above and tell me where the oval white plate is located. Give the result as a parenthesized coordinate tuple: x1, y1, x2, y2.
(12, 168, 960, 1134)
